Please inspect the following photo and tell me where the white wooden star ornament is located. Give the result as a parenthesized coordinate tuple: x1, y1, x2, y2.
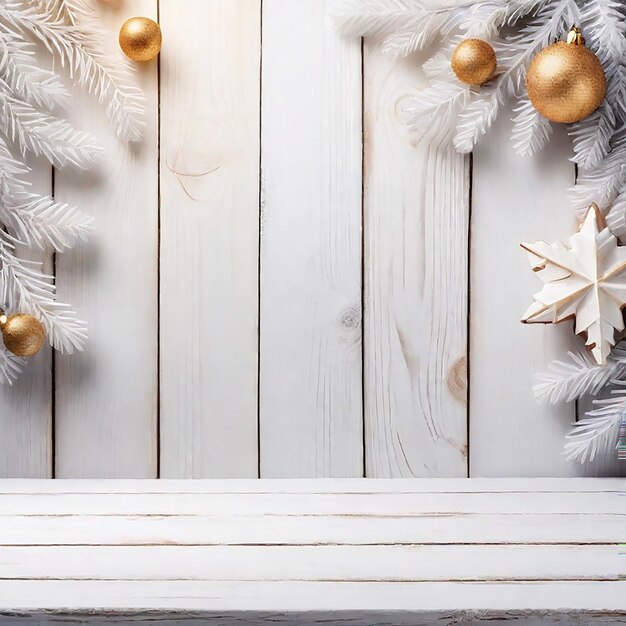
(521, 204, 626, 366)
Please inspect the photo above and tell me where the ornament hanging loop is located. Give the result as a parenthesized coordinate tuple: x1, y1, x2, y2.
(566, 26, 584, 46)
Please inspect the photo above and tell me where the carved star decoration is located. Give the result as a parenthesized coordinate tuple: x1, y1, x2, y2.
(521, 204, 626, 366)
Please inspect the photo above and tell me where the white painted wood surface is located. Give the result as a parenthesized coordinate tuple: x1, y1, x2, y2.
(0, 479, 623, 623)
(470, 120, 580, 477)
(0, 0, 624, 478)
(53, 0, 159, 478)
(363, 42, 469, 478)
(0, 155, 51, 478)
(159, 0, 260, 478)
(259, 0, 363, 477)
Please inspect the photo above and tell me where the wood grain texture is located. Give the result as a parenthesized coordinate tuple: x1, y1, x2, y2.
(53, 0, 159, 477)
(0, 479, 623, 620)
(0, 156, 52, 478)
(363, 43, 469, 478)
(159, 0, 260, 478)
(470, 119, 580, 477)
(259, 0, 363, 477)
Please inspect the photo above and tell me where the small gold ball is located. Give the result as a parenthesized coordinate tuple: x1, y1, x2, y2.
(527, 41, 606, 123)
(0, 313, 46, 357)
(119, 17, 162, 62)
(451, 39, 497, 86)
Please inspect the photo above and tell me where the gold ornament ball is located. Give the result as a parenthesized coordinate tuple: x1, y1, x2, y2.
(0, 312, 46, 357)
(119, 17, 162, 62)
(451, 39, 497, 86)
(526, 28, 606, 124)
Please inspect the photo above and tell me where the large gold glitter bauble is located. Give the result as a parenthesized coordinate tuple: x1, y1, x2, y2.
(119, 17, 162, 62)
(451, 39, 497, 86)
(0, 312, 46, 357)
(526, 28, 606, 124)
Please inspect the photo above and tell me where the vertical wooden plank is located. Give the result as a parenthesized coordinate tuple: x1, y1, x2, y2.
(159, 0, 260, 477)
(470, 118, 579, 476)
(362, 45, 469, 478)
(0, 157, 52, 478)
(260, 0, 363, 477)
(54, 0, 158, 477)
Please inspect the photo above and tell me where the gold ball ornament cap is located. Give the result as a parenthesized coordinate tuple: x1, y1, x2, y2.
(119, 17, 162, 62)
(527, 28, 606, 124)
(0, 312, 46, 357)
(451, 39, 497, 86)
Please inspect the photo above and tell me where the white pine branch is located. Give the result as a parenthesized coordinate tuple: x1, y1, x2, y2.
(580, 0, 626, 124)
(331, 0, 431, 38)
(454, 87, 502, 152)
(569, 103, 616, 170)
(569, 124, 626, 217)
(0, 30, 69, 110)
(534, 348, 626, 404)
(451, 0, 578, 153)
(0, 344, 24, 385)
(0, 87, 102, 168)
(403, 80, 470, 138)
(0, 233, 87, 353)
(511, 96, 553, 156)
(563, 384, 625, 463)
(0, 135, 94, 251)
(1, 0, 145, 142)
(605, 184, 626, 242)
(3, 194, 94, 251)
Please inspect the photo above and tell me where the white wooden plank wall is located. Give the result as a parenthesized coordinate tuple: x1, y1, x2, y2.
(0, 0, 624, 478)
(259, 0, 363, 477)
(54, 0, 159, 477)
(363, 42, 469, 478)
(159, 0, 260, 478)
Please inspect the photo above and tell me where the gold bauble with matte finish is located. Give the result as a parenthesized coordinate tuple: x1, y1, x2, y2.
(526, 28, 606, 123)
(0, 312, 46, 357)
(451, 39, 497, 86)
(119, 17, 162, 62)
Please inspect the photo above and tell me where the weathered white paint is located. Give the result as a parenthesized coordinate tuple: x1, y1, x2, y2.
(159, 0, 260, 478)
(53, 0, 159, 477)
(470, 119, 579, 477)
(363, 41, 469, 478)
(259, 0, 363, 477)
(0, 480, 622, 622)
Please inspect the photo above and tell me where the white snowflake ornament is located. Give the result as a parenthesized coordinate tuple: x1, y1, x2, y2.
(521, 204, 626, 366)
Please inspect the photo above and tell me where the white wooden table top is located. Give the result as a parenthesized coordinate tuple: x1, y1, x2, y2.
(0, 0, 624, 479)
(0, 478, 624, 624)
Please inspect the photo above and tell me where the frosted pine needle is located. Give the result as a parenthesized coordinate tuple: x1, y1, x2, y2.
(0, 0, 145, 383)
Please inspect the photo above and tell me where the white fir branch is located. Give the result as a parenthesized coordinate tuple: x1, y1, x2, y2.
(451, 0, 578, 153)
(0, 233, 87, 353)
(0, 31, 69, 110)
(580, 0, 626, 123)
(0, 135, 94, 251)
(534, 348, 626, 404)
(569, 124, 626, 216)
(563, 384, 626, 463)
(0, 89, 102, 168)
(0, 344, 23, 385)
(381, 12, 449, 58)
(3, 195, 94, 252)
(569, 103, 615, 170)
(605, 184, 626, 242)
(1, 0, 145, 142)
(403, 80, 469, 137)
(511, 96, 553, 156)
(454, 88, 501, 152)
(332, 0, 431, 38)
